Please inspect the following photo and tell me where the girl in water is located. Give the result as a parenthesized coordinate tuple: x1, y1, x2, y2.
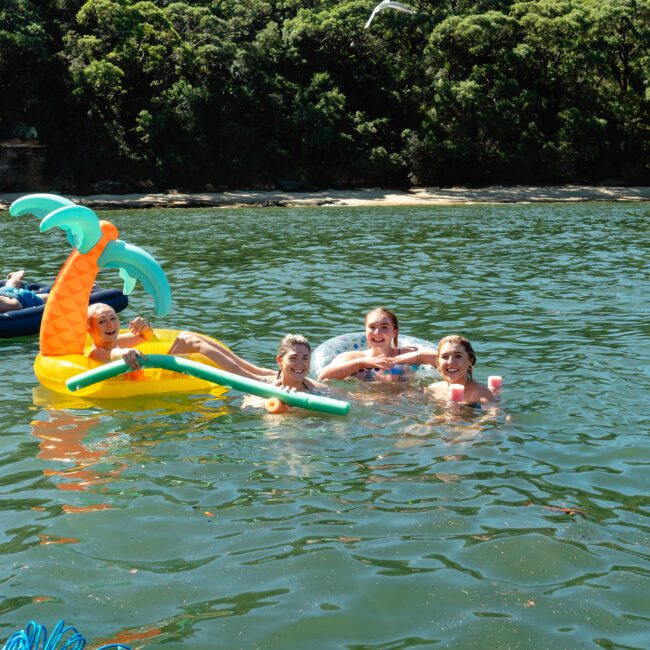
(427, 335, 495, 404)
(171, 331, 325, 412)
(240, 334, 326, 412)
(318, 307, 431, 382)
(169, 331, 323, 392)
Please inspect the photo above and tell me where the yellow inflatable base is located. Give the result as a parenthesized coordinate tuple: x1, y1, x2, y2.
(34, 329, 229, 399)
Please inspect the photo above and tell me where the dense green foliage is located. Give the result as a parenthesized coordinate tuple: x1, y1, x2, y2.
(1, 0, 648, 190)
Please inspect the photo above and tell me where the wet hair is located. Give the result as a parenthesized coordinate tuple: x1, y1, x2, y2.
(87, 302, 116, 329)
(277, 333, 311, 358)
(436, 335, 477, 380)
(365, 307, 399, 346)
(276, 334, 311, 380)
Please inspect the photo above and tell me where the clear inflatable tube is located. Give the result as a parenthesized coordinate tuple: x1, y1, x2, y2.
(311, 332, 437, 377)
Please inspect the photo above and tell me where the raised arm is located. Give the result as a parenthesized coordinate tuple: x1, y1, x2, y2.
(109, 316, 155, 349)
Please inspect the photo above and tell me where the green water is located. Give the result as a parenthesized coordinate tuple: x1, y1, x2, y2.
(1, 203, 649, 649)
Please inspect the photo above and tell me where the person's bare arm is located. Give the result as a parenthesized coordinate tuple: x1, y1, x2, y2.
(318, 351, 392, 380)
(88, 346, 146, 370)
(392, 346, 437, 366)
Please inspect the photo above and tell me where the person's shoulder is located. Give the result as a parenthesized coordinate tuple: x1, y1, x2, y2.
(87, 345, 109, 362)
(427, 380, 447, 399)
(471, 383, 496, 403)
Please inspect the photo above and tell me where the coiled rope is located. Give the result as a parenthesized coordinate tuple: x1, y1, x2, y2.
(2, 620, 130, 650)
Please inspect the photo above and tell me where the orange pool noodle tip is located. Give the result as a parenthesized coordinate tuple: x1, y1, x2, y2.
(265, 397, 289, 414)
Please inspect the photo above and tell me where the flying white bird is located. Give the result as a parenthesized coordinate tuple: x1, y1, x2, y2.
(364, 0, 416, 29)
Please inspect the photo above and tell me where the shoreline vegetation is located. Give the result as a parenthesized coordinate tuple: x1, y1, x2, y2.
(3, 2, 648, 194)
(1, 186, 649, 211)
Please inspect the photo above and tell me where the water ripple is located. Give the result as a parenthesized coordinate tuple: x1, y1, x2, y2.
(1, 203, 649, 648)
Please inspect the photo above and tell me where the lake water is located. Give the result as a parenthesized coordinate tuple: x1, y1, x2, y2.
(1, 202, 649, 649)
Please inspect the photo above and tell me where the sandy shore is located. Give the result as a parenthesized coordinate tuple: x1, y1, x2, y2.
(1, 185, 649, 210)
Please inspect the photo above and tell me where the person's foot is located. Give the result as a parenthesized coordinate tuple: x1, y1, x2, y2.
(5, 270, 25, 288)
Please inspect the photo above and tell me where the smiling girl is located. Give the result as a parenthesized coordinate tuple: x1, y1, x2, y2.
(428, 335, 495, 404)
(242, 334, 325, 412)
(271, 334, 323, 391)
(318, 307, 427, 382)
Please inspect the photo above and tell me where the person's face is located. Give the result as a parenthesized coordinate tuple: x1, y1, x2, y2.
(277, 344, 311, 386)
(365, 312, 396, 350)
(437, 341, 472, 384)
(89, 306, 120, 346)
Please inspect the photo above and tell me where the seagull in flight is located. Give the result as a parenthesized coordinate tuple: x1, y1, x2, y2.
(364, 0, 416, 29)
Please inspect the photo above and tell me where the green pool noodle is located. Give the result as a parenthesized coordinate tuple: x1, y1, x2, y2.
(66, 353, 351, 416)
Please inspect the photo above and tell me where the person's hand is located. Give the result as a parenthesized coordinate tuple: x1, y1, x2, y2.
(366, 354, 394, 370)
(122, 348, 146, 371)
(129, 316, 151, 336)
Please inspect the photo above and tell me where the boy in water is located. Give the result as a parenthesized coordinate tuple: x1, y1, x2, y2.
(0, 270, 50, 313)
(87, 303, 153, 370)
(87, 303, 276, 379)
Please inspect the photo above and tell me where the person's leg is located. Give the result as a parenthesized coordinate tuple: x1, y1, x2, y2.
(0, 295, 23, 313)
(0, 285, 44, 311)
(192, 333, 274, 376)
(168, 332, 272, 380)
(5, 270, 25, 289)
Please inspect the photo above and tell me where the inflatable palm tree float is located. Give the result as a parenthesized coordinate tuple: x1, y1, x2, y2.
(8, 194, 349, 414)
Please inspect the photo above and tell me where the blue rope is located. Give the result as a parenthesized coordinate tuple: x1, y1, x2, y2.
(1, 620, 131, 650)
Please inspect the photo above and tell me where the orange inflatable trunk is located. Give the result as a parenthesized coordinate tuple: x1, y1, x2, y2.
(40, 222, 119, 356)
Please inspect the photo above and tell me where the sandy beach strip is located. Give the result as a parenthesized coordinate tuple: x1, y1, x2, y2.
(1, 185, 649, 210)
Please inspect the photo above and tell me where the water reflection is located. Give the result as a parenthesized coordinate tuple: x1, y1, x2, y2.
(31, 410, 127, 507)
(29, 387, 233, 514)
(2, 203, 649, 649)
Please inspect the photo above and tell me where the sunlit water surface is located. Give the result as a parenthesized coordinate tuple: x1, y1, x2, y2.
(1, 203, 649, 649)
